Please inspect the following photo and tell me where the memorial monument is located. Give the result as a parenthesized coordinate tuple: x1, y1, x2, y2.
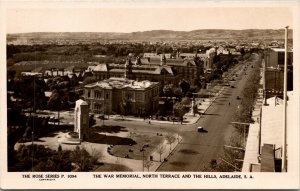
(74, 99, 89, 141)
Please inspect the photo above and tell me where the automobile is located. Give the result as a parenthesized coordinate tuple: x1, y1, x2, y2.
(236, 96, 241, 100)
(197, 126, 205, 132)
(231, 85, 234, 88)
(98, 114, 107, 120)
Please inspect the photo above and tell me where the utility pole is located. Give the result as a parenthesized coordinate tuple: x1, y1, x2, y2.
(282, 26, 288, 172)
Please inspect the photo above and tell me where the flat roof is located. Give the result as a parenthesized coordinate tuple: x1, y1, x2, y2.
(85, 77, 159, 90)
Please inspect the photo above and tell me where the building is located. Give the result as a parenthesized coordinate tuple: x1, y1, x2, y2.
(84, 77, 160, 116)
(263, 48, 293, 99)
(88, 56, 178, 91)
(265, 48, 293, 69)
(143, 52, 215, 85)
(144, 56, 202, 86)
(242, 93, 294, 172)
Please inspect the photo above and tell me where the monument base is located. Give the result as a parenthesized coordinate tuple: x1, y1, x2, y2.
(58, 132, 81, 145)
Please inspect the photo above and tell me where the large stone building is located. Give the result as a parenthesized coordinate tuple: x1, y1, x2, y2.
(88, 56, 178, 90)
(143, 50, 215, 84)
(84, 77, 160, 116)
(143, 54, 202, 86)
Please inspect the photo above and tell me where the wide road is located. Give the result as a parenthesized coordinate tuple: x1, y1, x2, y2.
(157, 53, 261, 171)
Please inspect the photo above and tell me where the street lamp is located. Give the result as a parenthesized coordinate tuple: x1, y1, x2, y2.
(172, 97, 175, 124)
(31, 130, 34, 172)
(140, 147, 146, 172)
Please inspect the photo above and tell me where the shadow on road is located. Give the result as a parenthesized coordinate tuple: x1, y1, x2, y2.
(88, 132, 137, 145)
(92, 125, 128, 133)
(179, 149, 199, 155)
(199, 129, 208, 133)
(202, 113, 219, 116)
(169, 161, 189, 168)
(219, 96, 229, 99)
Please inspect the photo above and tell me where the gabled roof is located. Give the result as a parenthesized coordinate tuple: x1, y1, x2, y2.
(31, 66, 44, 73)
(153, 66, 174, 75)
(93, 64, 108, 72)
(183, 60, 196, 66)
(133, 58, 150, 65)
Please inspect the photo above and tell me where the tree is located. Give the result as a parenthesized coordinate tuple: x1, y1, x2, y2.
(89, 114, 96, 127)
(181, 97, 191, 106)
(119, 100, 129, 117)
(58, 144, 62, 152)
(173, 87, 183, 99)
(157, 144, 166, 162)
(70, 146, 97, 172)
(165, 135, 176, 154)
(173, 102, 188, 119)
(82, 76, 97, 86)
(179, 80, 190, 94)
(13, 77, 47, 110)
(163, 84, 173, 97)
(47, 90, 65, 125)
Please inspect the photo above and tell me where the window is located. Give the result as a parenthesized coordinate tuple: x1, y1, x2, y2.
(94, 103, 102, 114)
(87, 90, 91, 98)
(94, 90, 101, 99)
(106, 93, 109, 99)
(136, 92, 143, 101)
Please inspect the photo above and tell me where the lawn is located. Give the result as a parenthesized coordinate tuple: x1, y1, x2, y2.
(109, 131, 165, 161)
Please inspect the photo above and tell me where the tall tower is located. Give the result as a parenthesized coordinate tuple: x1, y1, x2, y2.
(160, 53, 166, 65)
(124, 53, 133, 79)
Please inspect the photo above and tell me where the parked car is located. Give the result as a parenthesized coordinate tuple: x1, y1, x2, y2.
(236, 96, 241, 100)
(197, 126, 204, 132)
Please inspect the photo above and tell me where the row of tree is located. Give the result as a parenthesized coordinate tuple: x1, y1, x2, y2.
(7, 44, 213, 61)
(10, 144, 99, 172)
(205, 53, 262, 172)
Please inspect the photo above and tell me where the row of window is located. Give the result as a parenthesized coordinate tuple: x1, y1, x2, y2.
(87, 90, 110, 99)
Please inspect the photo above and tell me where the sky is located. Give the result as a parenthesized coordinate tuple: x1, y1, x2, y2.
(7, 7, 293, 33)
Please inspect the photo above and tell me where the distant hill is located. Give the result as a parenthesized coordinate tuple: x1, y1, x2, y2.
(7, 29, 293, 43)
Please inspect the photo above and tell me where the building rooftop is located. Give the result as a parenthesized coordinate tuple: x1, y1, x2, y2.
(90, 63, 175, 75)
(271, 48, 293, 52)
(85, 77, 159, 90)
